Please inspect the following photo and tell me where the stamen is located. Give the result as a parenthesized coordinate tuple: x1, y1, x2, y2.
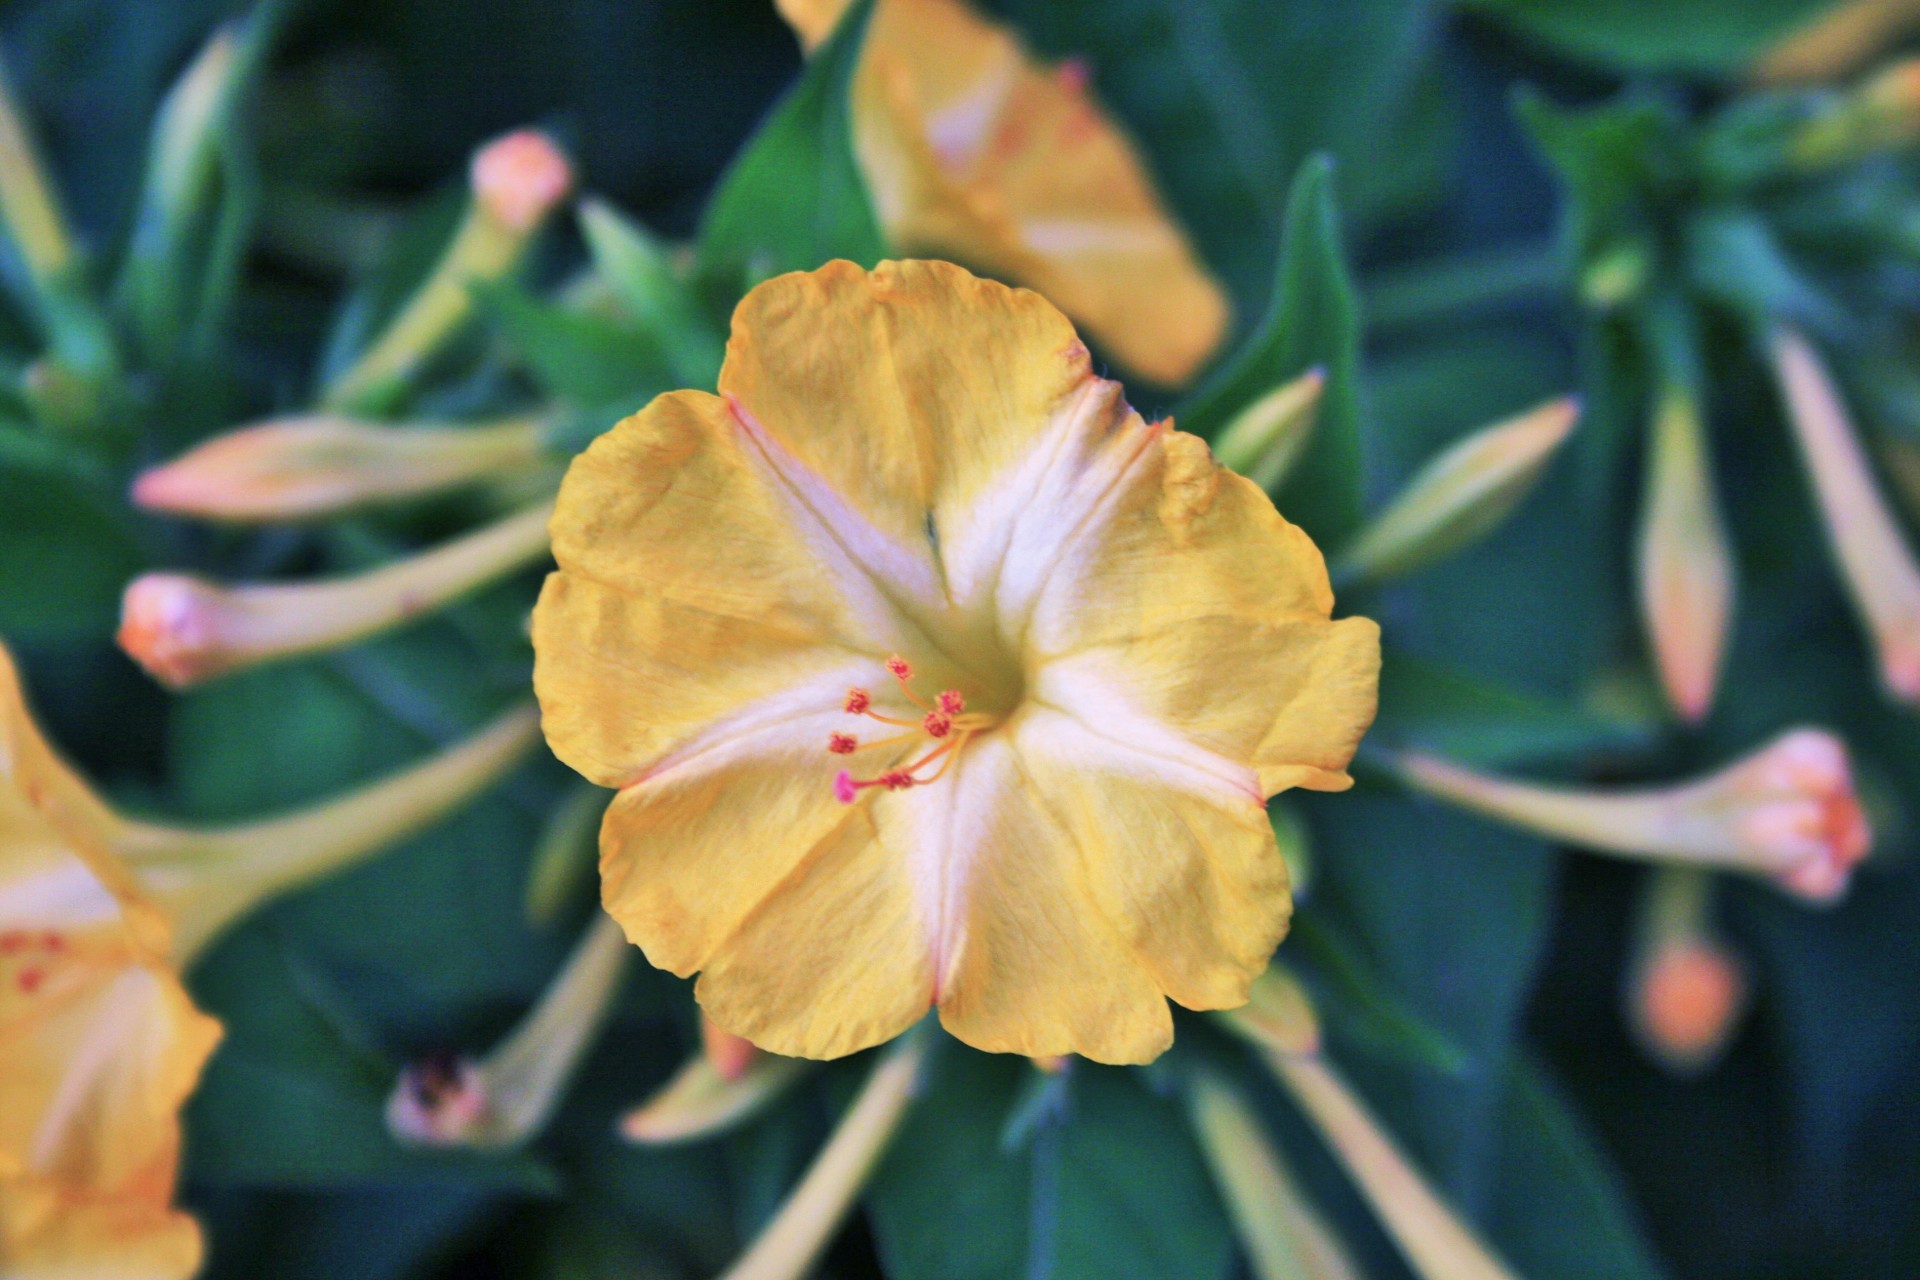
(844, 688, 871, 715)
(923, 712, 953, 738)
(885, 655, 913, 682)
(829, 659, 996, 801)
(936, 690, 965, 716)
(827, 733, 858, 755)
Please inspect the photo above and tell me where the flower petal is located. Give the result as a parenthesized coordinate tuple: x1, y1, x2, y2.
(777, 0, 1229, 383)
(1, 1174, 203, 1280)
(1027, 430, 1380, 793)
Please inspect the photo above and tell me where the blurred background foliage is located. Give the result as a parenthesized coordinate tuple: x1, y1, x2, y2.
(4, 0, 1918, 1276)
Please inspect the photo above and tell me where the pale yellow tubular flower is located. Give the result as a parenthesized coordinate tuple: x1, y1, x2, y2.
(1267, 1050, 1520, 1280)
(1189, 1068, 1365, 1280)
(118, 702, 542, 963)
(1771, 328, 1920, 703)
(0, 645, 218, 1280)
(714, 1032, 926, 1280)
(532, 260, 1380, 1064)
(1637, 384, 1734, 723)
(775, 0, 1228, 385)
(620, 1050, 812, 1146)
(1215, 965, 1321, 1058)
(1211, 368, 1326, 492)
(323, 129, 574, 411)
(130, 412, 550, 522)
(1394, 729, 1871, 903)
(1754, 0, 1920, 84)
(1625, 867, 1749, 1076)
(1334, 396, 1580, 587)
(387, 912, 628, 1150)
(118, 498, 555, 689)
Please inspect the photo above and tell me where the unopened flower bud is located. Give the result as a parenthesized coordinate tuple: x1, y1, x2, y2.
(131, 413, 548, 522)
(470, 129, 574, 235)
(619, 1047, 810, 1146)
(118, 500, 554, 688)
(1754, 0, 1920, 84)
(1334, 396, 1579, 586)
(1216, 965, 1321, 1057)
(703, 1014, 760, 1082)
(387, 914, 628, 1150)
(1637, 384, 1734, 722)
(1772, 329, 1920, 702)
(1393, 729, 1871, 903)
(1625, 867, 1749, 1075)
(1211, 368, 1325, 490)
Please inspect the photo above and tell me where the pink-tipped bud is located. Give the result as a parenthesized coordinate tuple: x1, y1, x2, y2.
(833, 770, 858, 804)
(1772, 329, 1920, 704)
(701, 1016, 760, 1083)
(129, 414, 545, 523)
(117, 573, 231, 689)
(1638, 386, 1733, 722)
(1397, 728, 1872, 903)
(1631, 937, 1749, 1075)
(386, 1055, 489, 1146)
(471, 129, 574, 235)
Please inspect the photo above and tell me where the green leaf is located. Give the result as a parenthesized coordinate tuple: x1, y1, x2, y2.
(579, 197, 725, 388)
(869, 1052, 1233, 1280)
(477, 279, 675, 412)
(694, 0, 885, 307)
(0, 427, 145, 640)
(1483, 1057, 1672, 1279)
(1288, 911, 1471, 1076)
(1462, 0, 1833, 74)
(1372, 649, 1653, 768)
(1180, 156, 1364, 543)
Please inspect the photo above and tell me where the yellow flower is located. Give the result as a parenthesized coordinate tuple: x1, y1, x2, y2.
(0, 646, 220, 1279)
(531, 259, 1379, 1064)
(774, 0, 1229, 385)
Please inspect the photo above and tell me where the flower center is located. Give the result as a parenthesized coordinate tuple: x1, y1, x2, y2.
(0, 928, 69, 998)
(829, 655, 1000, 802)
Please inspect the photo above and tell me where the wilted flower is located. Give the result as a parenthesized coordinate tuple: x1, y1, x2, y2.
(774, 0, 1228, 384)
(1395, 729, 1871, 903)
(532, 259, 1379, 1063)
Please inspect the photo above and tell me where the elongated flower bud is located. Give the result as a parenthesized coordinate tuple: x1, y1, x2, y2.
(388, 912, 628, 1149)
(712, 1033, 927, 1280)
(1771, 329, 1920, 702)
(1189, 1068, 1364, 1280)
(703, 1014, 761, 1082)
(119, 499, 554, 688)
(118, 702, 541, 961)
(1392, 729, 1871, 902)
(620, 1049, 811, 1146)
(1637, 384, 1734, 722)
(1267, 1049, 1520, 1280)
(1755, 0, 1920, 84)
(1217, 965, 1321, 1057)
(131, 413, 549, 522)
(1789, 57, 1920, 166)
(1211, 368, 1325, 491)
(323, 130, 573, 412)
(1626, 867, 1749, 1076)
(0, 62, 72, 294)
(1334, 396, 1579, 586)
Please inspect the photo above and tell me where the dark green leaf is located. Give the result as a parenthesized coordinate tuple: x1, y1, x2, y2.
(0, 427, 144, 640)
(477, 280, 675, 411)
(694, 0, 886, 306)
(1463, 0, 1833, 74)
(1180, 156, 1364, 543)
(1372, 648, 1654, 768)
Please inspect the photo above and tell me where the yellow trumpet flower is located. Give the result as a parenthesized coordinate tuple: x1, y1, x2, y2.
(531, 259, 1379, 1064)
(774, 0, 1229, 385)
